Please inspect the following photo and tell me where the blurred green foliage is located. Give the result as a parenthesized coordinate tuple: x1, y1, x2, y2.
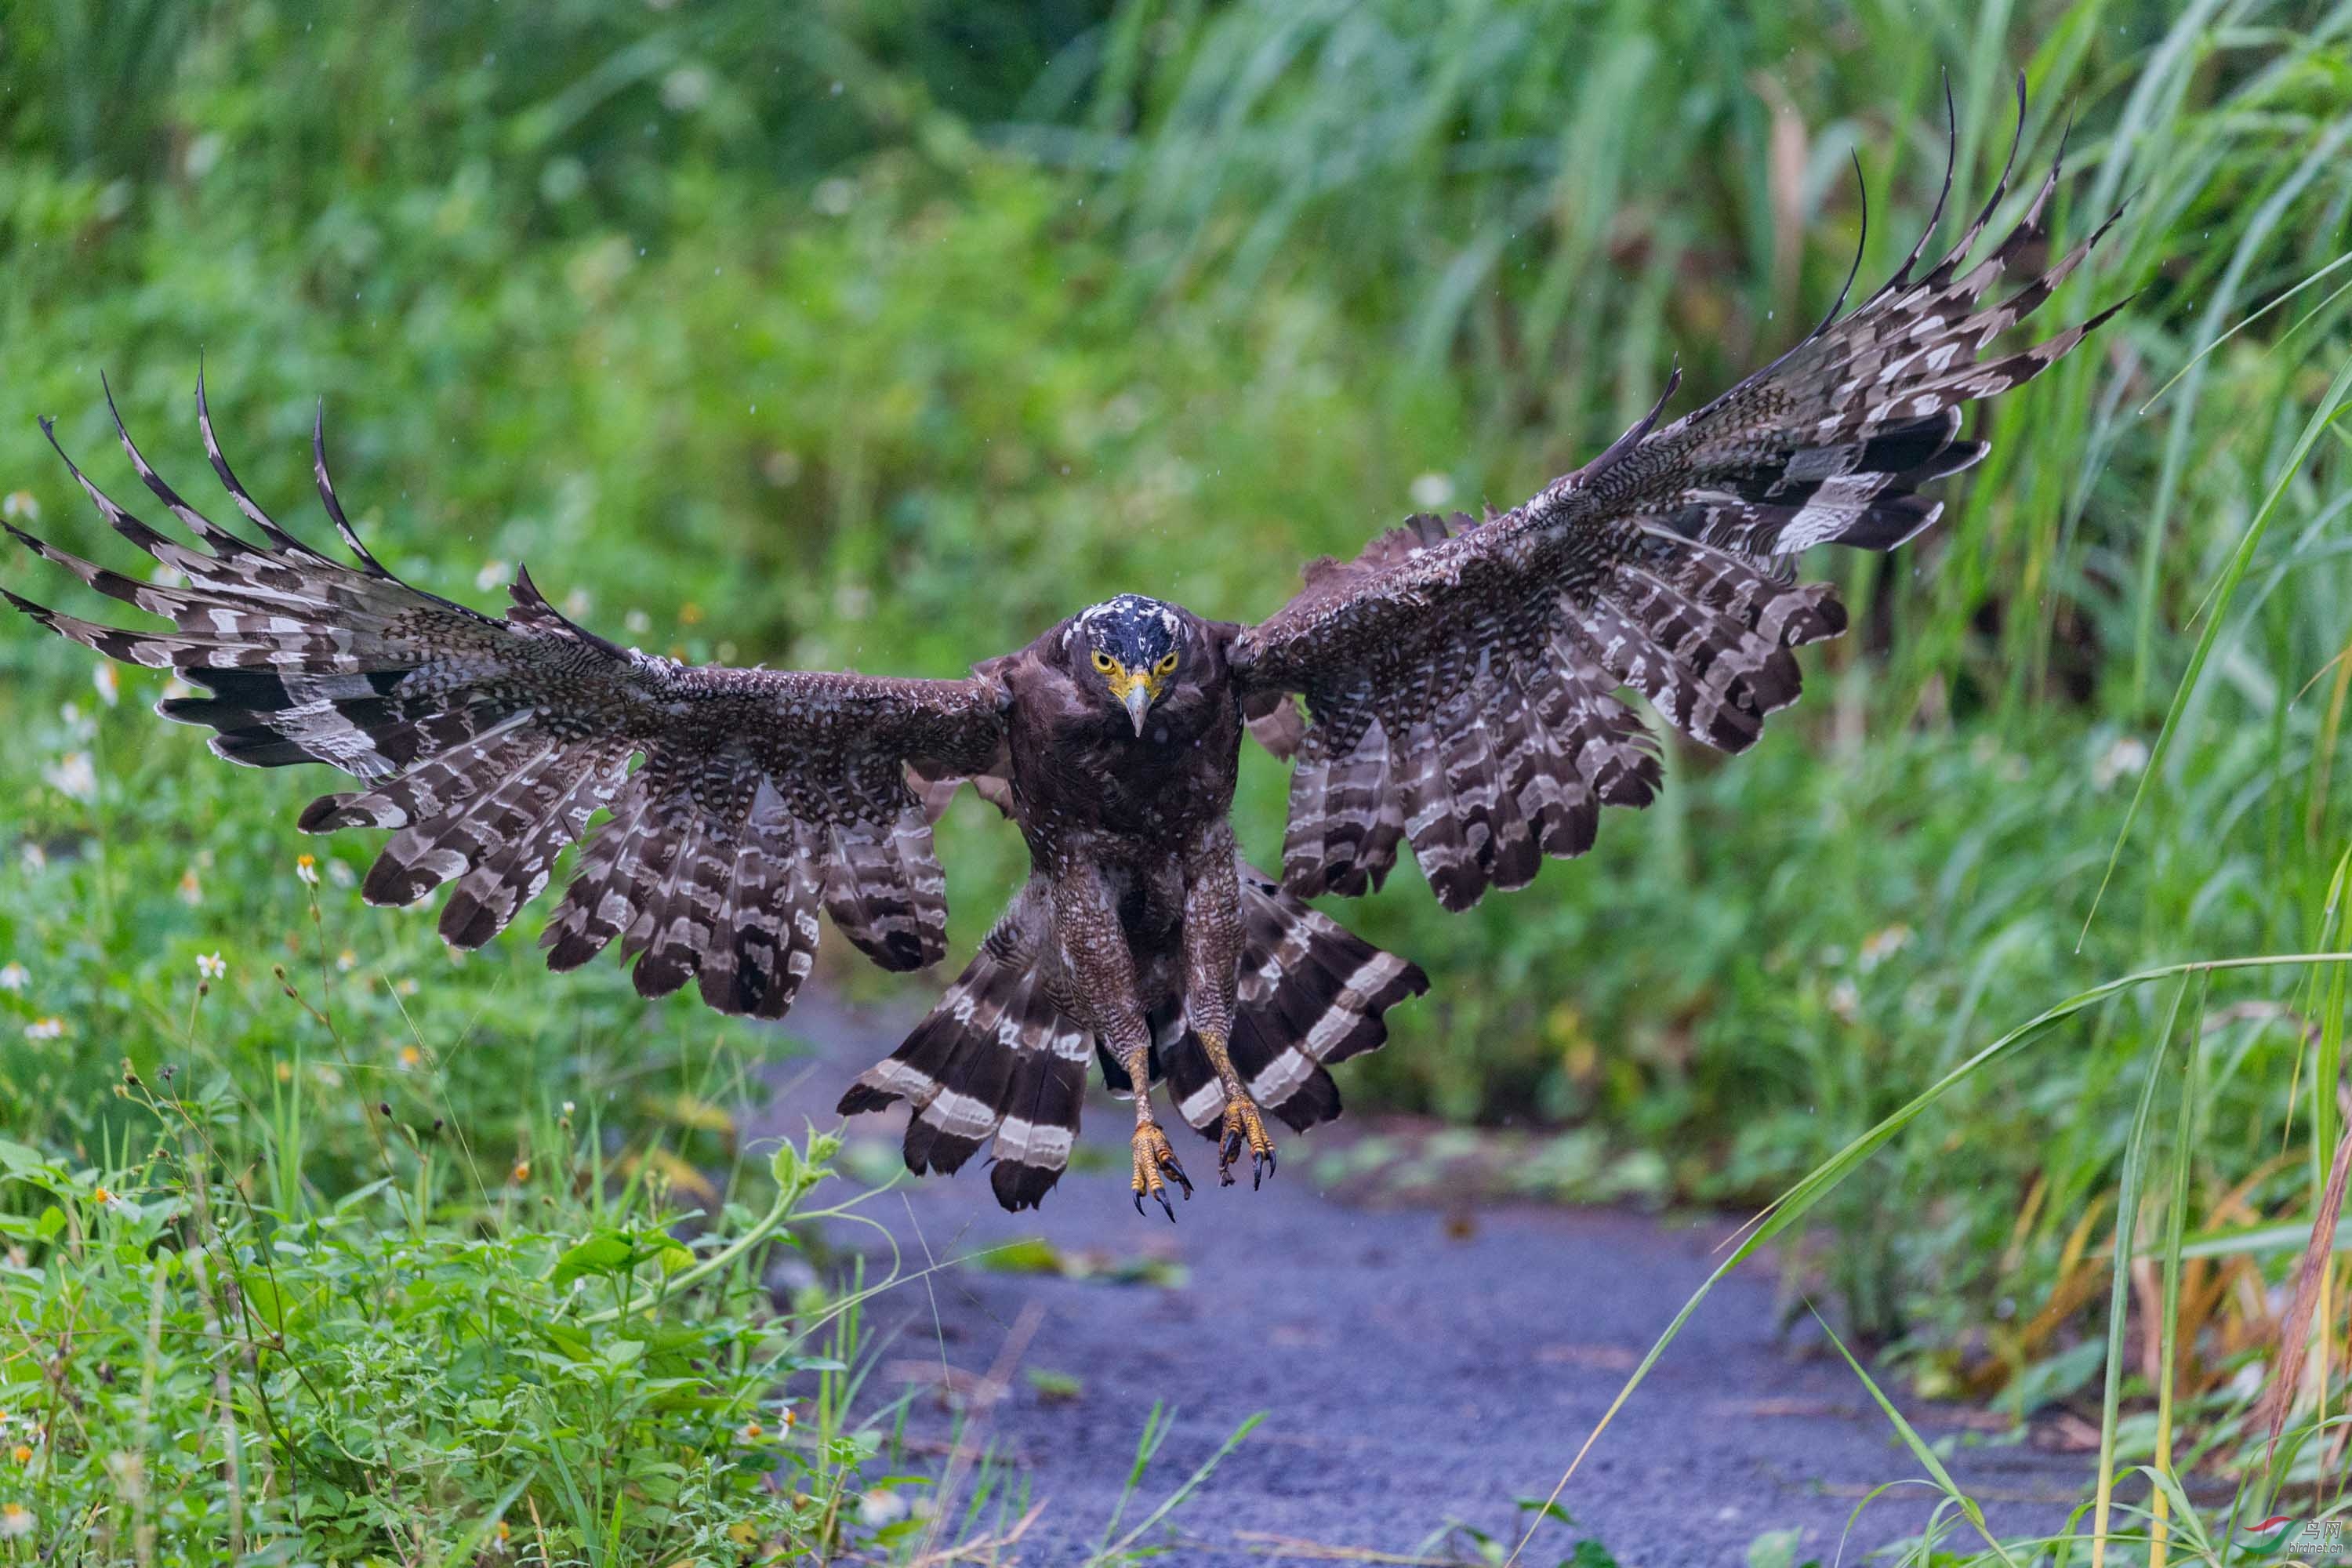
(0, 0, 2350, 1491)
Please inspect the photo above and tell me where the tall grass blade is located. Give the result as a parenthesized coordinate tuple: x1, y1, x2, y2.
(1808, 1305, 2020, 1567)
(2148, 979, 2203, 1568)
(2091, 974, 2185, 1568)
(2081, 355, 2352, 946)
(1504, 951, 2352, 1568)
(2257, 1117, 2352, 1458)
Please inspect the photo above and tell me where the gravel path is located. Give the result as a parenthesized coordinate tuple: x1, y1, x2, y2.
(750, 988, 2095, 1566)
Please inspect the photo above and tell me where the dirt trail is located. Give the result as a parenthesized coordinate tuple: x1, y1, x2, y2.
(750, 989, 2093, 1566)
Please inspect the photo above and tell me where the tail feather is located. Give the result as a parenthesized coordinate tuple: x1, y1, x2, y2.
(989, 980, 1090, 1211)
(837, 895, 1088, 1210)
(1164, 862, 1428, 1142)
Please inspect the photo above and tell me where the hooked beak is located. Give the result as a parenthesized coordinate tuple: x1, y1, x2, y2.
(1124, 681, 1152, 736)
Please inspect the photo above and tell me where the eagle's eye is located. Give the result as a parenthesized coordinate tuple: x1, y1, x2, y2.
(1153, 651, 1179, 677)
(1091, 650, 1118, 674)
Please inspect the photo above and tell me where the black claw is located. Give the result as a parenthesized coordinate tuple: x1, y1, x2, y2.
(1156, 1188, 1177, 1223)
(1134, 1191, 1145, 1218)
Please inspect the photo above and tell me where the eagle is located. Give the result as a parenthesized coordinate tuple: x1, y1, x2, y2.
(5, 89, 2119, 1217)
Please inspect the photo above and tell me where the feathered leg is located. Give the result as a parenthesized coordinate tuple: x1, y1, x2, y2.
(1048, 864, 1192, 1219)
(1181, 824, 1274, 1186)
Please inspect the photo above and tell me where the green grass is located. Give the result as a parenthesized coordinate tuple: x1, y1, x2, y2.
(2, 0, 2351, 1560)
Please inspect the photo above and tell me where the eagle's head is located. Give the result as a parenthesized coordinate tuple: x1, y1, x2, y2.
(1072, 594, 1183, 735)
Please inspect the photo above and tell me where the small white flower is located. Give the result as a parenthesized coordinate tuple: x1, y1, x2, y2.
(19, 844, 44, 873)
(92, 1185, 135, 1217)
(858, 1490, 909, 1527)
(296, 855, 320, 887)
(91, 663, 119, 708)
(196, 952, 226, 981)
(659, 64, 711, 112)
(623, 608, 652, 636)
(1857, 924, 1912, 973)
(335, 949, 357, 973)
(184, 131, 225, 181)
(1409, 472, 1456, 510)
(561, 1100, 575, 1116)
(326, 858, 356, 889)
(2092, 735, 2151, 792)
(1828, 979, 1862, 1025)
(43, 751, 96, 804)
(474, 560, 511, 593)
(812, 177, 856, 217)
(0, 1501, 32, 1537)
(2, 491, 40, 522)
(177, 866, 203, 906)
(24, 1018, 64, 1042)
(0, 963, 25, 993)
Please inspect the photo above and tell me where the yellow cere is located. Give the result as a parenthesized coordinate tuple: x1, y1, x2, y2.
(1094, 653, 1171, 703)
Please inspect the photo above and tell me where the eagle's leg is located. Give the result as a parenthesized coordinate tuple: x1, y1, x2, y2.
(1127, 1069, 1190, 1221)
(1183, 831, 1276, 1187)
(1051, 866, 1191, 1219)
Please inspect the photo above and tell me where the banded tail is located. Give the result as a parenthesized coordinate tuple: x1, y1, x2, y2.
(836, 863, 1426, 1210)
(1155, 866, 1428, 1140)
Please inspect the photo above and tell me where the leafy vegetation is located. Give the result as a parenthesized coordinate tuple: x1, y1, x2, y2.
(3, 0, 2352, 1560)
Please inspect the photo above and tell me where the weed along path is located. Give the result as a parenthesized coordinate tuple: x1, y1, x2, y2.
(752, 989, 2096, 1566)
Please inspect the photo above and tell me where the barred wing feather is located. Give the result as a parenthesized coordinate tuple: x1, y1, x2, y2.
(1233, 81, 2125, 913)
(5, 381, 1006, 1020)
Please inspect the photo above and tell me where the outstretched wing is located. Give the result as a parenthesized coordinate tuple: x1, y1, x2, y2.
(5, 381, 1007, 1019)
(1232, 82, 2124, 912)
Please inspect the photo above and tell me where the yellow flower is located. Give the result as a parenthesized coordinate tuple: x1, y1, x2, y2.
(9, 1444, 27, 1464)
(741, 1421, 763, 1440)
(510, 1161, 531, 1183)
(397, 1045, 422, 1071)
(295, 854, 320, 887)
(0, 1501, 31, 1537)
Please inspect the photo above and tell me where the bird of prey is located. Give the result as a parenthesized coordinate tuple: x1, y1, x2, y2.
(6, 88, 2119, 1217)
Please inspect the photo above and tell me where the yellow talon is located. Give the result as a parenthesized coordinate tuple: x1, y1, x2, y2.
(1131, 1121, 1191, 1221)
(1218, 1095, 1278, 1189)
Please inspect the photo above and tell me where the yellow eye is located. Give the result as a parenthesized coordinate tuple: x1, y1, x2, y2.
(1154, 652, 1178, 677)
(1092, 651, 1117, 673)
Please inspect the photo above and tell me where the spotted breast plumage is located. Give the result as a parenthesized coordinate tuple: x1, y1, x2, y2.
(6, 86, 2121, 1215)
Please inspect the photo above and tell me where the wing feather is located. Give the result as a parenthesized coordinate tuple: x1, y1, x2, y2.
(8, 386, 1007, 1019)
(1235, 79, 2122, 909)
